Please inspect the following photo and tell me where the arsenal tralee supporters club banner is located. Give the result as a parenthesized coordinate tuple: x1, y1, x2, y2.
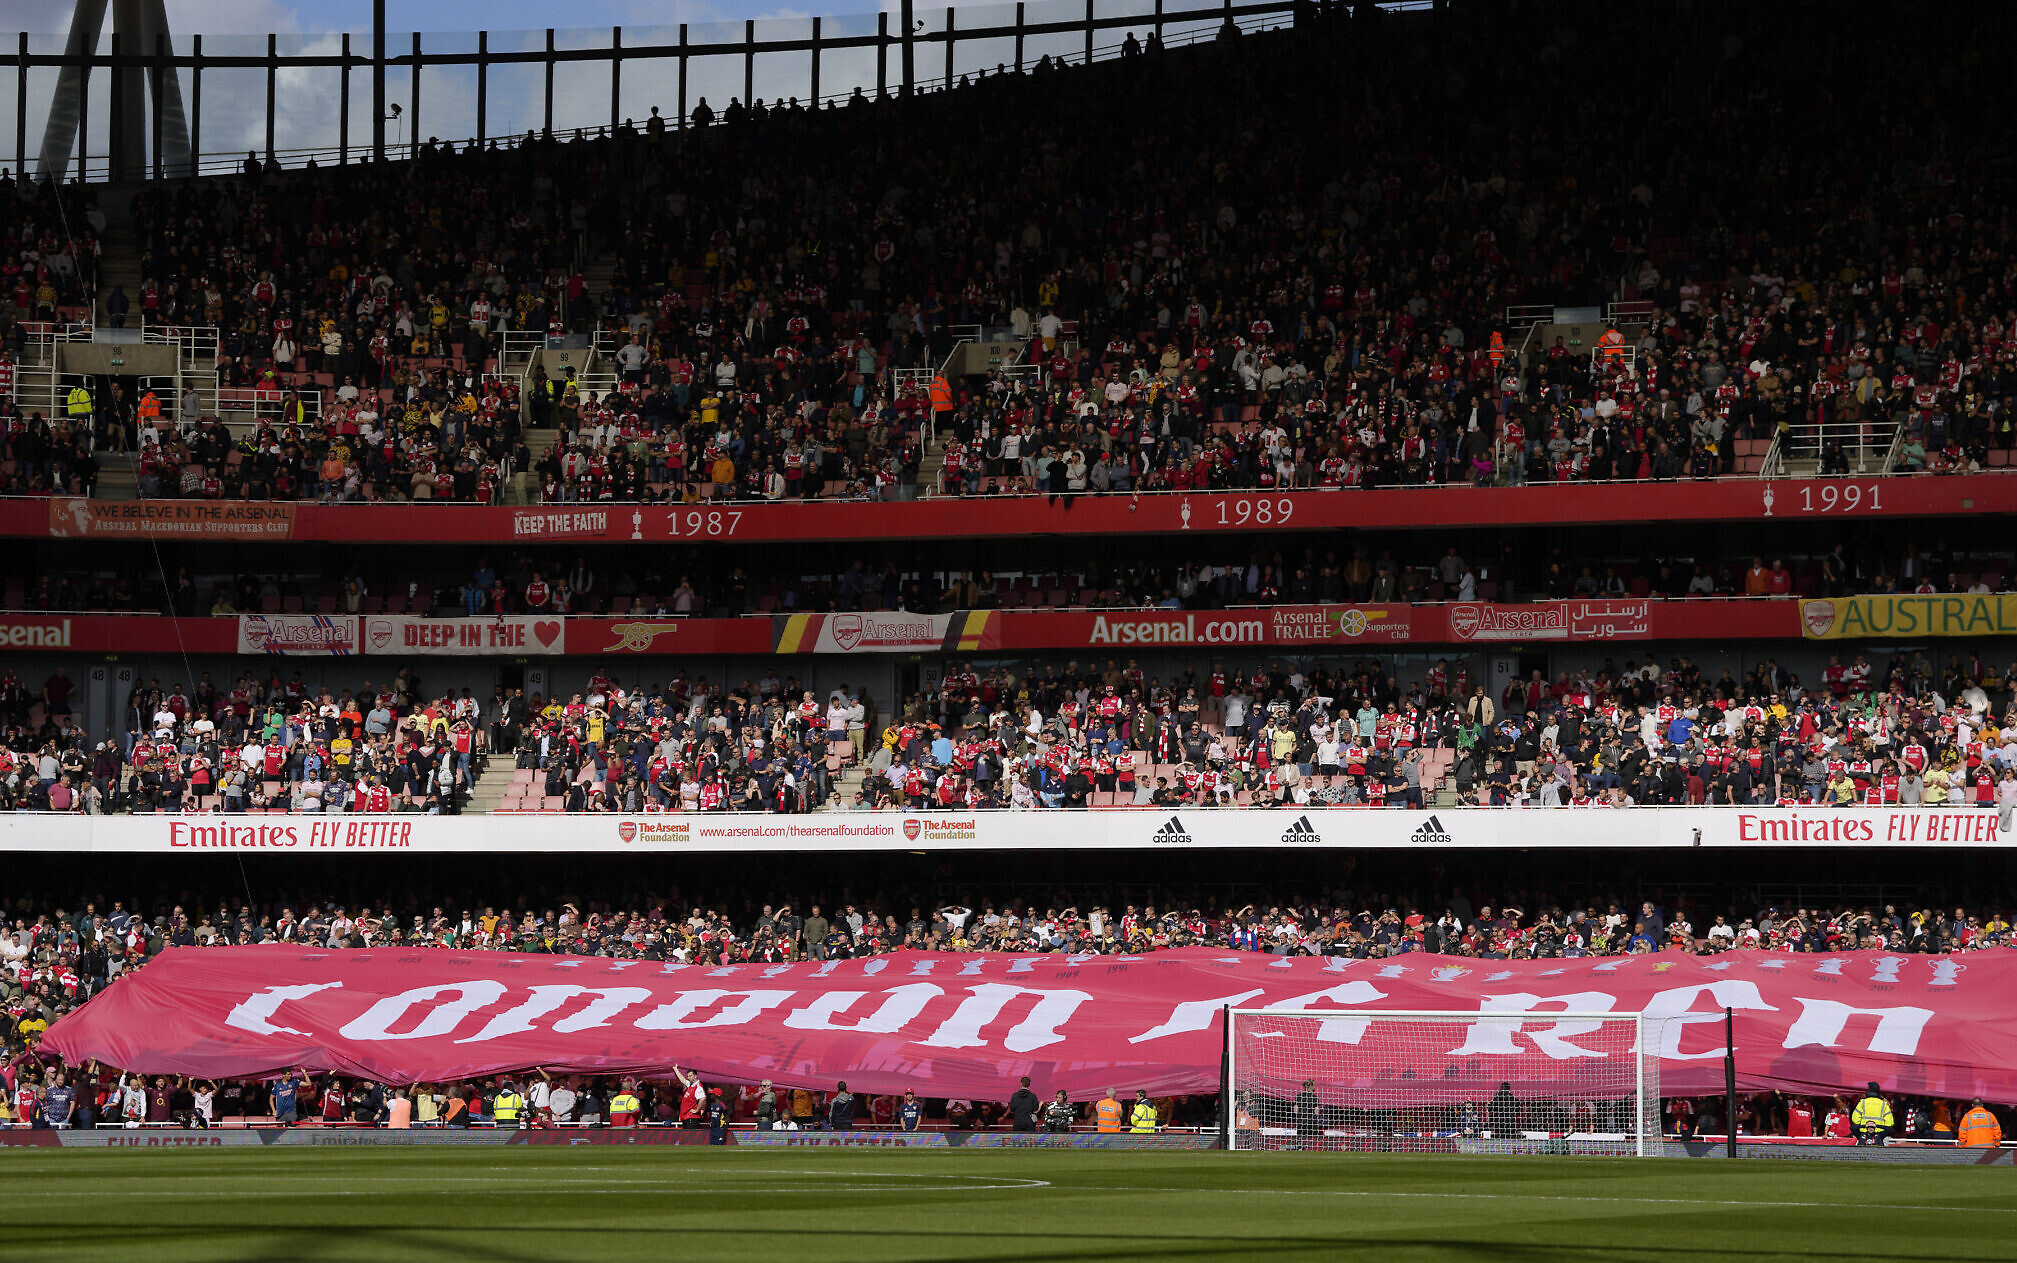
(41, 947, 2013, 1101)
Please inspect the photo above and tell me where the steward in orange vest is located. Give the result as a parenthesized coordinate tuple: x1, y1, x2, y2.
(1958, 1099, 2003, 1148)
(1094, 1090, 1124, 1132)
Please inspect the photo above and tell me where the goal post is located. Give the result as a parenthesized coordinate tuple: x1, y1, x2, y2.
(1223, 1008, 1661, 1156)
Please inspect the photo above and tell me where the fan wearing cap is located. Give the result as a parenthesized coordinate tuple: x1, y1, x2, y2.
(705, 1086, 729, 1145)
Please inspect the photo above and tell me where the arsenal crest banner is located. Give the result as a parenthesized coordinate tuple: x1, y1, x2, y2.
(1799, 594, 2017, 640)
(41, 948, 2012, 1101)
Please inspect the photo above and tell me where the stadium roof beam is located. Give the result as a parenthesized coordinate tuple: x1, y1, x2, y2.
(38, 0, 190, 182)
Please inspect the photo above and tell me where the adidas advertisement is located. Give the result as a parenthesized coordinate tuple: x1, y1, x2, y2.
(1279, 815, 1321, 844)
(1409, 815, 1454, 846)
(1151, 816, 1196, 845)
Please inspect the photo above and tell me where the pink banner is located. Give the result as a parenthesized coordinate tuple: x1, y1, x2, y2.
(42, 948, 2004, 1100)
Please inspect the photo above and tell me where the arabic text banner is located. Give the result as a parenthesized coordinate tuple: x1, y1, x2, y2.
(40, 948, 2006, 1101)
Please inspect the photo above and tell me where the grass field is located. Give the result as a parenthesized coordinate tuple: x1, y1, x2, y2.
(5, 1148, 2007, 1261)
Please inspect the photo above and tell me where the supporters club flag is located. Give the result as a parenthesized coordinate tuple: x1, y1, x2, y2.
(42, 947, 2010, 1099)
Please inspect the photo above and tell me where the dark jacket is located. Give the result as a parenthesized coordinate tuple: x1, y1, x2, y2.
(1009, 1087, 1041, 1130)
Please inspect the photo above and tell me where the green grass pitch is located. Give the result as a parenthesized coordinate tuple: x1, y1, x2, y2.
(5, 1148, 2007, 1261)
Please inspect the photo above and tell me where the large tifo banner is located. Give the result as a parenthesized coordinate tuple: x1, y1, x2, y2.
(0, 807, 2005, 853)
(39, 948, 2008, 1101)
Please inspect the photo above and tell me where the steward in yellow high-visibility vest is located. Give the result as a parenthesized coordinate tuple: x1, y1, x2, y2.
(1128, 1091, 1158, 1133)
(1850, 1082, 1893, 1146)
(609, 1090, 642, 1127)
(66, 384, 93, 417)
(492, 1081, 525, 1126)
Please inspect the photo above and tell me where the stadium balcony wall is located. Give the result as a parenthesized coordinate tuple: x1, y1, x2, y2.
(0, 805, 2003, 852)
(2, 592, 2014, 660)
(12, 475, 2016, 545)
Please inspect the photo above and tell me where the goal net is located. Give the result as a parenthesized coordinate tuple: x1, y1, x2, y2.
(1225, 1009, 1662, 1156)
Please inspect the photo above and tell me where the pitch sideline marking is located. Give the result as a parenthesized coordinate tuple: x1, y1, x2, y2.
(1058, 1183, 2017, 1215)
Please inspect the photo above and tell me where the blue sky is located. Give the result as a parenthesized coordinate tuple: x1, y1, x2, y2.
(4, 0, 1198, 169)
(1, 0, 893, 35)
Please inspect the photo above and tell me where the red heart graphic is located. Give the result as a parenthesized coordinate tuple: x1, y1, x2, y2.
(533, 620, 561, 648)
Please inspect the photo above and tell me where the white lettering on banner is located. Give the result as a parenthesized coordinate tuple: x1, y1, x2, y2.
(1782, 998, 1935, 1056)
(224, 981, 344, 1036)
(0, 619, 71, 648)
(782, 983, 942, 1034)
(511, 509, 609, 538)
(807, 612, 950, 652)
(917, 983, 1093, 1052)
(1448, 992, 1618, 1058)
(455, 985, 653, 1044)
(1643, 982, 1779, 1059)
(634, 989, 795, 1030)
(1259, 981, 1393, 1043)
(363, 617, 564, 656)
(237, 615, 360, 656)
(339, 981, 508, 1041)
(1446, 601, 1651, 642)
(1127, 989, 1267, 1044)
(1089, 614, 1265, 646)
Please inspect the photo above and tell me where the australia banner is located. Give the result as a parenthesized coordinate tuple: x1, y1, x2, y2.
(42, 947, 2005, 1102)
(1800, 594, 2017, 640)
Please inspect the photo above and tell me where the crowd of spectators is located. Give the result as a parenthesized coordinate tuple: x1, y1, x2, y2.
(1, 880, 2011, 1134)
(850, 650, 2017, 813)
(0, 666, 481, 815)
(7, 4, 2016, 505)
(3, 881, 2011, 1017)
(0, 181, 102, 497)
(8, 646, 2017, 817)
